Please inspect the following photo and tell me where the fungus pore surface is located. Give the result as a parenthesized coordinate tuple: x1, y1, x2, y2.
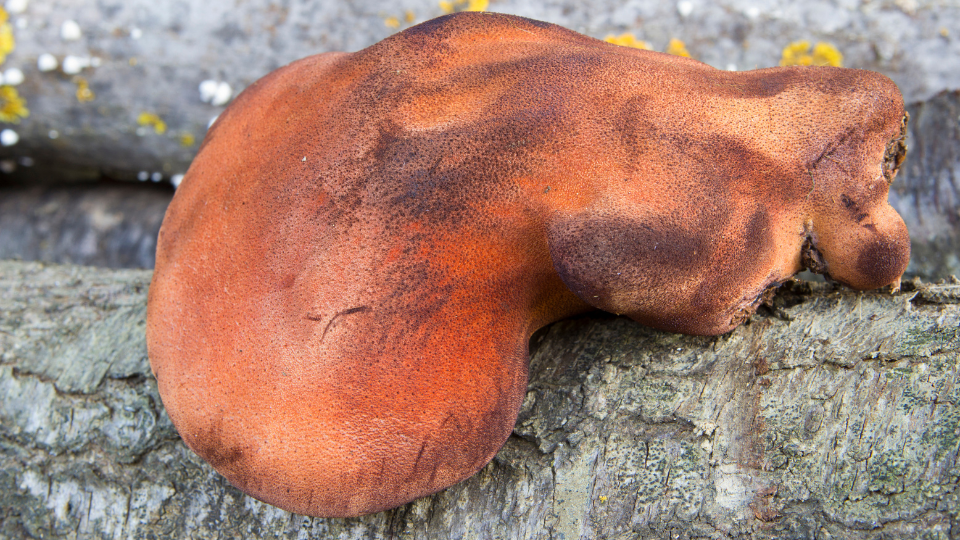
(147, 13, 911, 517)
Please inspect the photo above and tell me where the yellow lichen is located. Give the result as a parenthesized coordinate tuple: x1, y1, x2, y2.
(666, 38, 691, 58)
(465, 0, 488, 11)
(137, 112, 167, 135)
(405, 10, 416, 23)
(780, 40, 843, 67)
(179, 132, 196, 147)
(604, 33, 651, 50)
(75, 77, 95, 102)
(0, 7, 26, 120)
(0, 8, 14, 65)
(779, 40, 812, 65)
(439, 0, 486, 14)
(384, 15, 400, 29)
(811, 42, 843, 66)
(0, 85, 28, 123)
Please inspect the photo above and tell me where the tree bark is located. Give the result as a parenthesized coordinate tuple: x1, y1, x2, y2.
(0, 183, 171, 269)
(1, 259, 959, 539)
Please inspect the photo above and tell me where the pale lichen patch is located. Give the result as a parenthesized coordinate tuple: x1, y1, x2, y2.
(60, 19, 81, 41)
(1, 66, 22, 84)
(199, 79, 232, 106)
(5, 0, 27, 15)
(36, 52, 57, 71)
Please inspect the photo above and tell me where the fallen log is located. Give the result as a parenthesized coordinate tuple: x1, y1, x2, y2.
(1, 259, 958, 538)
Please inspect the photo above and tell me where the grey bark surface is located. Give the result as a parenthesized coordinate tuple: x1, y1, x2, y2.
(2, 259, 960, 539)
(0, 0, 957, 183)
(890, 90, 960, 281)
(0, 183, 171, 269)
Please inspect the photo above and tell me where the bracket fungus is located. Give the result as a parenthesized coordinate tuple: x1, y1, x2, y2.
(147, 13, 911, 517)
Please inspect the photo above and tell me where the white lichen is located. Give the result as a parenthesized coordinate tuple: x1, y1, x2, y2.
(5, 0, 27, 14)
(0, 127, 18, 146)
(212, 83, 232, 106)
(2, 67, 22, 85)
(199, 79, 232, 106)
(60, 19, 81, 41)
(37, 53, 57, 72)
(62, 55, 91, 75)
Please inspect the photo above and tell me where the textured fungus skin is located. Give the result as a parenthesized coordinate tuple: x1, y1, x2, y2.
(147, 13, 911, 517)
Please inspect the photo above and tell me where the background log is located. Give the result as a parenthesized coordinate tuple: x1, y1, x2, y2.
(0, 182, 170, 268)
(0, 0, 957, 184)
(2, 259, 959, 539)
(0, 2, 958, 279)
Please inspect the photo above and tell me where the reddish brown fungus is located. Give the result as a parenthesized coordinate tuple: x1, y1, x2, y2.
(147, 12, 910, 517)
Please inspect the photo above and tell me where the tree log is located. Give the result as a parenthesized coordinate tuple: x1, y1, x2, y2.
(1, 259, 959, 538)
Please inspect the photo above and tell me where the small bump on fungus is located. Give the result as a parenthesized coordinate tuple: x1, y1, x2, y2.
(147, 13, 911, 517)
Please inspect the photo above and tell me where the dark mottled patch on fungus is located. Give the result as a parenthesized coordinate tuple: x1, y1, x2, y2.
(856, 235, 912, 288)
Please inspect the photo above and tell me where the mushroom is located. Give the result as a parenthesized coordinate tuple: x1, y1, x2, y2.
(146, 12, 910, 517)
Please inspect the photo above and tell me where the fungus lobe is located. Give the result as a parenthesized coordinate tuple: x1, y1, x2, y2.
(147, 12, 910, 517)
